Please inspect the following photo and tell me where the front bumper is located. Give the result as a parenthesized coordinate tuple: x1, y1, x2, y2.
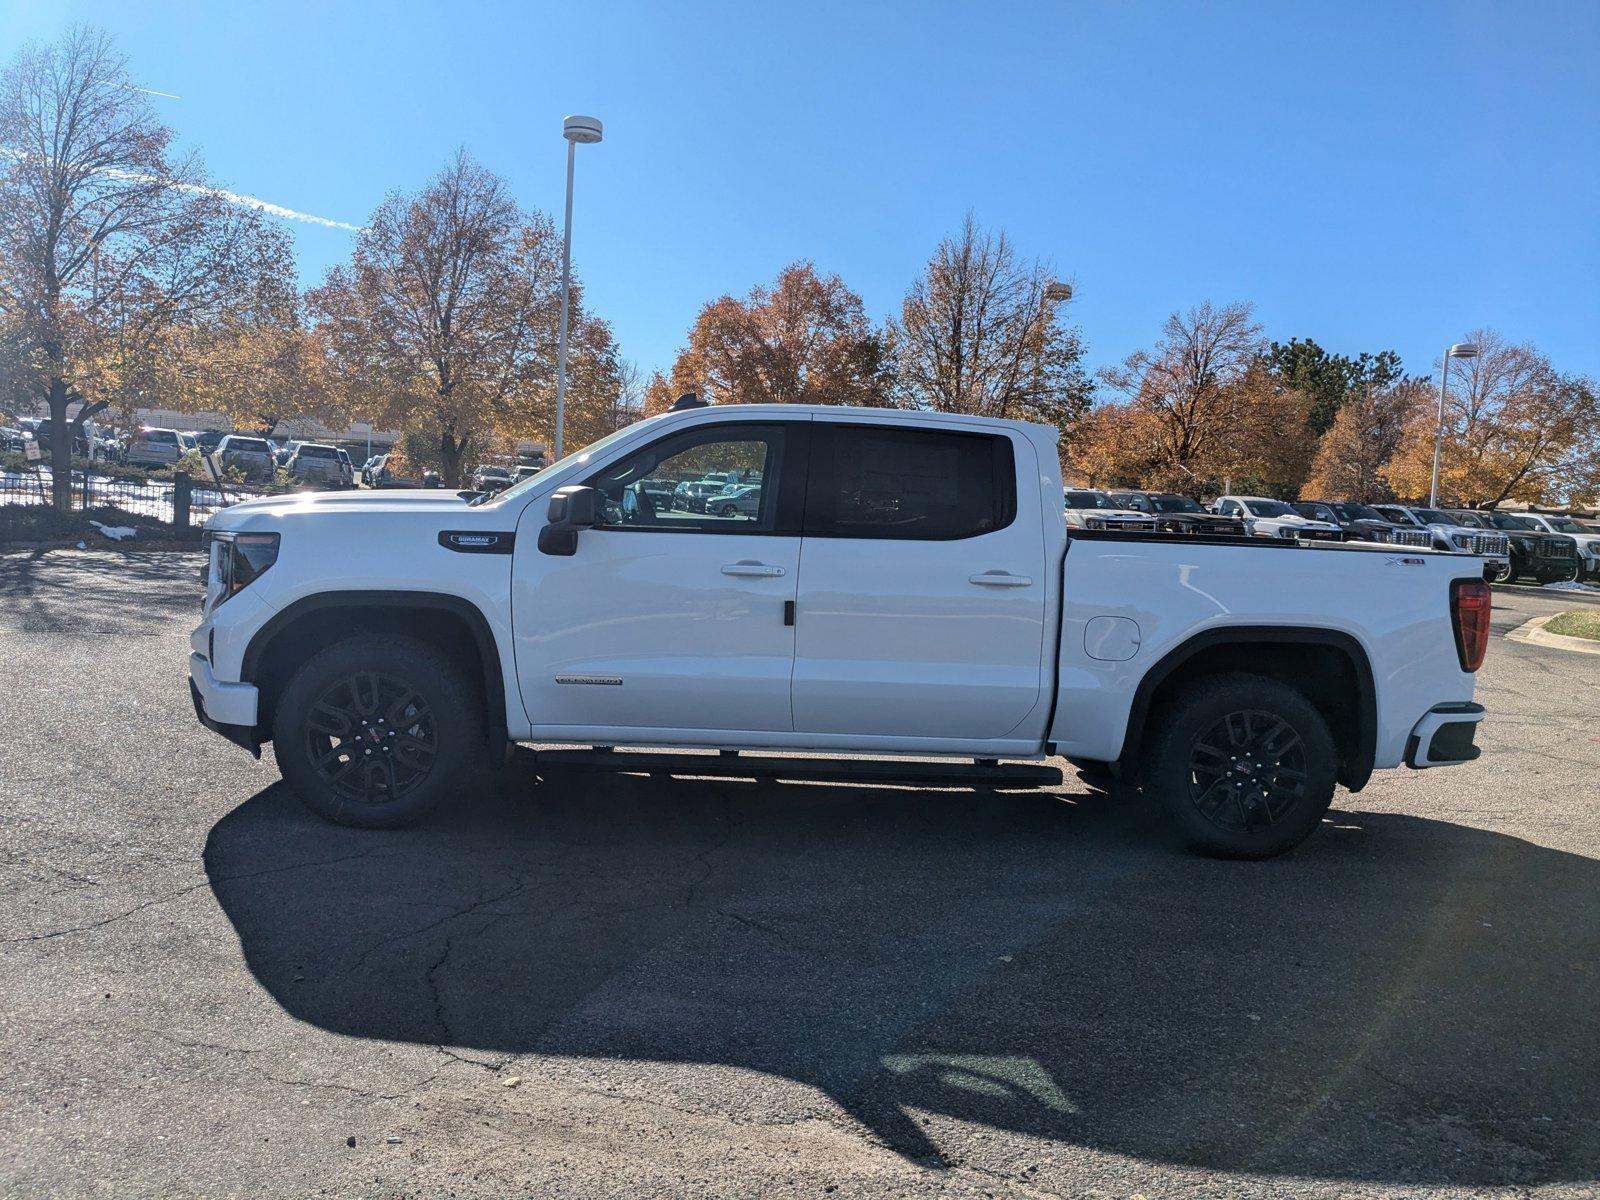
(1405, 702, 1485, 768)
(189, 652, 261, 755)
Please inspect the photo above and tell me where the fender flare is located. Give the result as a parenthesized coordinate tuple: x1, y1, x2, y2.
(242, 590, 508, 744)
(1116, 624, 1377, 792)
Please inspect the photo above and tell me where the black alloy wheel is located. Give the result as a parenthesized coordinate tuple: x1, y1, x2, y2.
(273, 634, 484, 828)
(303, 672, 437, 806)
(1185, 709, 1308, 834)
(1145, 672, 1338, 859)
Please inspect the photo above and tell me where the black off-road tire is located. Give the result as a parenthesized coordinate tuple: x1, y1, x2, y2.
(272, 634, 483, 829)
(1145, 671, 1338, 859)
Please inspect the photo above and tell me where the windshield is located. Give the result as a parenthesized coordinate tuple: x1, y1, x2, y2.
(1414, 508, 1458, 525)
(1065, 491, 1112, 510)
(1151, 494, 1202, 513)
(1330, 502, 1385, 523)
(1293, 502, 1337, 522)
(1485, 512, 1535, 531)
(227, 438, 269, 453)
(1244, 499, 1294, 517)
(1544, 517, 1582, 533)
(481, 417, 659, 506)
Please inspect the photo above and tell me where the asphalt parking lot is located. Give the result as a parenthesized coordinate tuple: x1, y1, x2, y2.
(2, 549, 1597, 1199)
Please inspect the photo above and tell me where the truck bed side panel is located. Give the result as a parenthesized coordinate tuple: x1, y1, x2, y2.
(1049, 541, 1479, 769)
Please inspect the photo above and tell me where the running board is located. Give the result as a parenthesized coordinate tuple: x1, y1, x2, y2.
(529, 748, 1063, 788)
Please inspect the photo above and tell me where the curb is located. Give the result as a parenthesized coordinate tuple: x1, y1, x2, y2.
(1505, 615, 1600, 656)
(1493, 582, 1600, 606)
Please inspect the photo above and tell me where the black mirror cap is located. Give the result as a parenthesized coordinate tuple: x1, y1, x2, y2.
(547, 484, 600, 527)
(537, 524, 579, 556)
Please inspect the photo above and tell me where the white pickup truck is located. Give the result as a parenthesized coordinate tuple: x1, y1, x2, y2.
(189, 404, 1491, 859)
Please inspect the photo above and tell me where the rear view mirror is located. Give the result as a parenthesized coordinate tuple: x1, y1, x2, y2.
(539, 485, 601, 556)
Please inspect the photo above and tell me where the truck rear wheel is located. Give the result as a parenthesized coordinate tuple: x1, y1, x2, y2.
(272, 634, 482, 829)
(1146, 672, 1337, 859)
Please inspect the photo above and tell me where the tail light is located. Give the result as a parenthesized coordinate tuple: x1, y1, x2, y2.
(1450, 578, 1492, 671)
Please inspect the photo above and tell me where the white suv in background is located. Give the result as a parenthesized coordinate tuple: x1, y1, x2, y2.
(1374, 504, 1513, 582)
(1062, 488, 1156, 532)
(1212, 496, 1342, 541)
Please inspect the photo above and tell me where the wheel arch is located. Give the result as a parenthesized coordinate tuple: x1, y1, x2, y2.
(242, 591, 508, 748)
(1117, 625, 1378, 792)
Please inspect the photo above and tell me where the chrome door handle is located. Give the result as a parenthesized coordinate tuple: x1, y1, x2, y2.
(969, 571, 1032, 587)
(722, 561, 786, 578)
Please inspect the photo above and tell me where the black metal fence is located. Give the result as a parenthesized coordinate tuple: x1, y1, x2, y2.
(0, 467, 274, 528)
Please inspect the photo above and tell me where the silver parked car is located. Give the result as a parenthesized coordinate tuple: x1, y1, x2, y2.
(287, 442, 345, 487)
(125, 427, 185, 470)
(215, 434, 276, 482)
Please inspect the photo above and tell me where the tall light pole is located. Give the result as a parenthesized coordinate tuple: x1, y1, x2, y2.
(1429, 341, 1480, 508)
(554, 114, 602, 462)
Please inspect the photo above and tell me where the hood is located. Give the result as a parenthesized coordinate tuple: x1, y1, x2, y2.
(1271, 513, 1340, 530)
(206, 489, 471, 531)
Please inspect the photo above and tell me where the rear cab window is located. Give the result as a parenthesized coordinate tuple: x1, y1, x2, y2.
(806, 424, 1015, 540)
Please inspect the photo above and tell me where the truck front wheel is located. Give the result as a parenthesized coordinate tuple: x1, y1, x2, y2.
(272, 634, 483, 829)
(1146, 672, 1337, 859)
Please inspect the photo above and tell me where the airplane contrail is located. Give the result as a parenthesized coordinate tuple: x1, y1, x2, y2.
(129, 86, 181, 100)
(182, 182, 363, 231)
(1, 148, 361, 232)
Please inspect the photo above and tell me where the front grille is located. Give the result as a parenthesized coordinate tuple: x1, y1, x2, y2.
(1464, 533, 1509, 556)
(1542, 537, 1574, 559)
(1392, 528, 1432, 548)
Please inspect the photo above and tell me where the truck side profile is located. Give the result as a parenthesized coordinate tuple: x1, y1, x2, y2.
(190, 405, 1491, 858)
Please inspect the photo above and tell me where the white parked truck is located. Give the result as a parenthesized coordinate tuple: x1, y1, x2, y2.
(190, 404, 1492, 858)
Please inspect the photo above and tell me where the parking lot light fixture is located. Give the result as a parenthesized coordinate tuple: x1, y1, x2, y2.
(1429, 341, 1481, 509)
(555, 115, 603, 462)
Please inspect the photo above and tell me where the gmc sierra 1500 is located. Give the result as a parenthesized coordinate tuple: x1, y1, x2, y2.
(190, 404, 1490, 858)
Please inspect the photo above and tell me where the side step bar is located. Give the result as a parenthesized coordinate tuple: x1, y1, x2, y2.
(529, 748, 1063, 789)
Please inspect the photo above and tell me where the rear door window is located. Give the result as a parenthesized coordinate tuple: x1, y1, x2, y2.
(804, 424, 1015, 540)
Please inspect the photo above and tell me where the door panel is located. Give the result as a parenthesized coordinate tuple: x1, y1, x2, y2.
(791, 421, 1047, 741)
(514, 531, 799, 731)
(512, 420, 804, 734)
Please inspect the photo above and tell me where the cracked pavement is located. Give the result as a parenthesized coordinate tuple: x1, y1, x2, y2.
(1, 548, 1597, 1198)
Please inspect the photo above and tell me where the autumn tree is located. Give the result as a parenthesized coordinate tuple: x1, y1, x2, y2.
(1097, 301, 1270, 488)
(641, 370, 676, 417)
(0, 28, 296, 508)
(1386, 329, 1600, 507)
(1299, 377, 1429, 500)
(669, 261, 889, 407)
(310, 151, 618, 485)
(1062, 401, 1168, 488)
(890, 216, 1092, 429)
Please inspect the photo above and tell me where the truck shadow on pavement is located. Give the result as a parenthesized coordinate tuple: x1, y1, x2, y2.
(204, 759, 1599, 1186)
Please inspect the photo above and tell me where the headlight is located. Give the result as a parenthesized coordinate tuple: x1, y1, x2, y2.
(204, 530, 280, 608)
(1086, 517, 1105, 530)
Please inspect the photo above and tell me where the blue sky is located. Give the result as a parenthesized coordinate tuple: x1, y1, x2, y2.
(5, 0, 1598, 386)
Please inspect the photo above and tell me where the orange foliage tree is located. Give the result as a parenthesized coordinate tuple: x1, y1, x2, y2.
(669, 261, 890, 407)
(1385, 330, 1600, 506)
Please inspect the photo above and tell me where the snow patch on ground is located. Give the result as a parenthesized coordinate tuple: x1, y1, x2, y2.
(1543, 580, 1600, 593)
(89, 520, 138, 541)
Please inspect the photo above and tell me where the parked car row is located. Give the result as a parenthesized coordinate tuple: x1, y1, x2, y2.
(1060, 487, 1599, 584)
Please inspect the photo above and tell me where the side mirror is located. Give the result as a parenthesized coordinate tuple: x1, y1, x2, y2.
(539, 485, 600, 556)
(546, 485, 599, 527)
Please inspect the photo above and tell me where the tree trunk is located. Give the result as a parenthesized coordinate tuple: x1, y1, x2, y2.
(439, 433, 462, 488)
(47, 378, 73, 513)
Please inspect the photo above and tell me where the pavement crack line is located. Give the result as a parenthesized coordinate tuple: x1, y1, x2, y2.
(2, 847, 395, 943)
(352, 878, 529, 968)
